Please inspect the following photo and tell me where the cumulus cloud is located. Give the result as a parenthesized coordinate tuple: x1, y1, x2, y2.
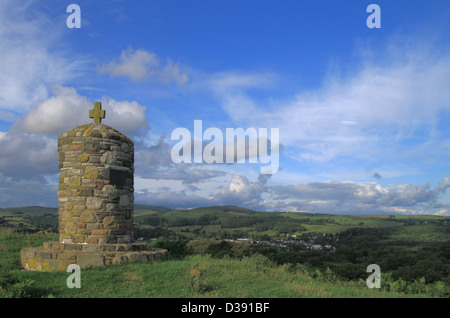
(0, 178, 57, 207)
(13, 85, 149, 137)
(135, 173, 272, 210)
(101, 96, 149, 136)
(1, 85, 149, 203)
(135, 134, 228, 184)
(13, 86, 90, 135)
(269, 177, 450, 215)
(135, 135, 174, 170)
(97, 47, 189, 85)
(208, 174, 271, 210)
(0, 132, 57, 181)
(133, 134, 274, 209)
(97, 48, 159, 82)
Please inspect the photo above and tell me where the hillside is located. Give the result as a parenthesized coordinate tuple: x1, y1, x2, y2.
(1, 204, 449, 298)
(0, 229, 417, 298)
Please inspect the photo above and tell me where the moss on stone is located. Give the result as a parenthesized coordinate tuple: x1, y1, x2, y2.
(84, 166, 99, 179)
(27, 257, 36, 269)
(77, 153, 90, 163)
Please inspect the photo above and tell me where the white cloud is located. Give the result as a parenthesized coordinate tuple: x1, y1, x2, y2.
(13, 86, 90, 135)
(101, 96, 149, 136)
(1, 85, 149, 196)
(135, 134, 228, 183)
(206, 71, 276, 124)
(0, 178, 57, 207)
(135, 173, 271, 210)
(97, 48, 189, 85)
(269, 177, 450, 215)
(163, 58, 189, 85)
(208, 174, 271, 210)
(13, 85, 149, 137)
(97, 48, 159, 82)
(0, 1, 87, 113)
(212, 43, 450, 164)
(0, 132, 57, 181)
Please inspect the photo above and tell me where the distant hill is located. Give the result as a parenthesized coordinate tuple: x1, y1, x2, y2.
(0, 206, 58, 233)
(134, 204, 174, 213)
(2, 204, 449, 241)
(0, 206, 58, 216)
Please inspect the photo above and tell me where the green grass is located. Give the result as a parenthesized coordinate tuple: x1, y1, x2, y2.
(3, 255, 414, 298)
(302, 224, 352, 234)
(389, 225, 450, 243)
(0, 228, 415, 298)
(2, 206, 449, 298)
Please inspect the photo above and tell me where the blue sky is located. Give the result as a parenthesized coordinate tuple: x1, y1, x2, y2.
(0, 0, 449, 215)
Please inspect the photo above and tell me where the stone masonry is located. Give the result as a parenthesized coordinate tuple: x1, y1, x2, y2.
(21, 102, 167, 271)
(57, 121, 134, 245)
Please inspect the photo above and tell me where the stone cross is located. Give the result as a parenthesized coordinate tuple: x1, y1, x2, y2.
(89, 101, 106, 124)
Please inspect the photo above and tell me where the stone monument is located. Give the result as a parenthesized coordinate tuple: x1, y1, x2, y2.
(21, 102, 166, 271)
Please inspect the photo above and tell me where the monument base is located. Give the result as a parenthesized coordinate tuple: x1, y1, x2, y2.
(21, 241, 167, 271)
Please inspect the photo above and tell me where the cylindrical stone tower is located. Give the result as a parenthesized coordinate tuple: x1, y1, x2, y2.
(20, 102, 167, 271)
(57, 102, 134, 245)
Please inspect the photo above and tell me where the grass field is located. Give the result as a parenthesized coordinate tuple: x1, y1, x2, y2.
(1, 205, 449, 298)
(0, 228, 412, 298)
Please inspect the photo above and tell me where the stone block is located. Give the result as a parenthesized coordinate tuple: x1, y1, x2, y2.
(77, 188, 94, 197)
(85, 166, 100, 179)
(73, 204, 87, 212)
(100, 151, 116, 165)
(36, 251, 52, 260)
(87, 223, 100, 230)
(77, 153, 90, 163)
(127, 252, 148, 262)
(77, 254, 105, 269)
(102, 216, 116, 229)
(71, 235, 87, 244)
(105, 235, 117, 244)
(70, 144, 83, 151)
(82, 244, 103, 252)
(105, 203, 116, 212)
(21, 247, 37, 261)
(42, 242, 58, 249)
(119, 195, 129, 206)
(51, 243, 65, 252)
(83, 141, 99, 152)
(65, 223, 77, 235)
(85, 238, 99, 244)
(68, 176, 81, 187)
(80, 210, 96, 223)
(86, 197, 103, 210)
(65, 244, 83, 251)
(56, 252, 77, 260)
(92, 229, 111, 236)
(102, 184, 115, 195)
